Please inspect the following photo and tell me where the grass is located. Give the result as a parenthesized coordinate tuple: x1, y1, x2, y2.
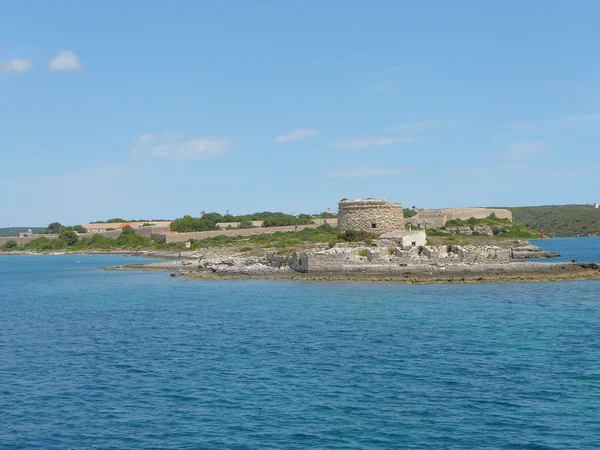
(190, 227, 341, 255)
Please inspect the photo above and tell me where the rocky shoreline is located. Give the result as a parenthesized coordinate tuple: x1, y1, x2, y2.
(105, 245, 600, 284)
(110, 261, 600, 284)
(3, 243, 599, 284)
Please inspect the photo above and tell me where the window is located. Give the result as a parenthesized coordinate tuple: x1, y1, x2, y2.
(371, 223, 377, 229)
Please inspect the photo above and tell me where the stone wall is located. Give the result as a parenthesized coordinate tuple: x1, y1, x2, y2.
(0, 234, 59, 246)
(408, 207, 512, 228)
(337, 198, 404, 235)
(216, 218, 338, 230)
(154, 224, 324, 244)
(442, 207, 512, 221)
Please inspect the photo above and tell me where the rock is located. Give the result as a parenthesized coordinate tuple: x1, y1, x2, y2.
(510, 244, 559, 259)
(446, 226, 472, 235)
(473, 225, 493, 235)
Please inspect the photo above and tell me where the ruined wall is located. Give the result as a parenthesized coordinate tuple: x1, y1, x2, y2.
(408, 207, 512, 228)
(337, 198, 404, 234)
(217, 218, 338, 230)
(134, 226, 170, 238)
(442, 208, 512, 221)
(407, 210, 448, 228)
(0, 235, 59, 246)
(154, 224, 324, 243)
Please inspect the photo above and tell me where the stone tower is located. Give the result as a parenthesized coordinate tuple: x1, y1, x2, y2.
(337, 198, 404, 234)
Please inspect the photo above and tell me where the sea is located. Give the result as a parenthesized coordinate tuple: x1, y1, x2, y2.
(1, 237, 600, 449)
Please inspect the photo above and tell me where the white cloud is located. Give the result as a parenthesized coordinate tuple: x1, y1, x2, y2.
(0, 58, 32, 74)
(48, 50, 83, 72)
(490, 140, 545, 161)
(275, 128, 319, 143)
(561, 113, 600, 126)
(131, 133, 232, 159)
(329, 167, 411, 178)
(508, 113, 600, 132)
(331, 136, 421, 150)
(382, 121, 435, 134)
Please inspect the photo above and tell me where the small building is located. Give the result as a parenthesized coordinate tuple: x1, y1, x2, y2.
(594, 203, 599, 209)
(18, 229, 34, 238)
(380, 230, 427, 249)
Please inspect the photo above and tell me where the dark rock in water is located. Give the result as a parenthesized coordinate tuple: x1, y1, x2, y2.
(170, 273, 177, 277)
(511, 244, 559, 259)
(511, 251, 560, 259)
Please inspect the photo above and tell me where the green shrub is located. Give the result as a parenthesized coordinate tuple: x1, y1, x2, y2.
(170, 215, 220, 232)
(338, 230, 377, 242)
(426, 228, 452, 236)
(238, 218, 255, 229)
(58, 229, 79, 246)
(2, 240, 18, 250)
(316, 223, 335, 233)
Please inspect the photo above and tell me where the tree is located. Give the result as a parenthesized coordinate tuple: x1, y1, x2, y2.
(170, 215, 220, 232)
(2, 240, 17, 249)
(121, 225, 136, 235)
(44, 222, 63, 234)
(72, 225, 87, 234)
(297, 214, 315, 225)
(59, 229, 79, 246)
(238, 217, 254, 229)
(200, 212, 223, 224)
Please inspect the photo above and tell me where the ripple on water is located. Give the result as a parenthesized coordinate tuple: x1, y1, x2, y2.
(1, 254, 600, 448)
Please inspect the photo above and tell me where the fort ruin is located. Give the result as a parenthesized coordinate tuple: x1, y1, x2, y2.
(337, 198, 405, 235)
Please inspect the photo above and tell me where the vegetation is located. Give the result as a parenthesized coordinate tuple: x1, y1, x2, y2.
(403, 208, 417, 218)
(316, 212, 338, 219)
(505, 204, 600, 237)
(44, 222, 64, 234)
(1, 240, 18, 250)
(90, 218, 168, 223)
(170, 215, 220, 232)
(441, 215, 538, 239)
(0, 227, 45, 237)
(58, 229, 79, 246)
(337, 229, 378, 243)
(262, 213, 314, 227)
(184, 225, 342, 255)
(0, 231, 184, 253)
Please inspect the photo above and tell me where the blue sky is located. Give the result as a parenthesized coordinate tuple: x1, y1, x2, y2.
(1, 1, 599, 226)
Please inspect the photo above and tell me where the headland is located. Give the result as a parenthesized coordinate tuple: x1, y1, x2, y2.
(4, 198, 600, 283)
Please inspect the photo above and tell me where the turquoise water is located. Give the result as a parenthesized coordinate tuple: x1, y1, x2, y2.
(1, 246, 600, 449)
(533, 236, 600, 263)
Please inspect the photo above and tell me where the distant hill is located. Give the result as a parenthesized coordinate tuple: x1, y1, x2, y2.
(505, 205, 600, 237)
(0, 227, 45, 237)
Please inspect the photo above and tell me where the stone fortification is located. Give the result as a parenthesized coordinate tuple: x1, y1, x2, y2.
(216, 218, 338, 230)
(154, 224, 324, 244)
(407, 207, 512, 228)
(337, 198, 404, 235)
(0, 235, 59, 246)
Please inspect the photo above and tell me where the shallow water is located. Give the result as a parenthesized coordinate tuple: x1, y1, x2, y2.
(533, 236, 600, 263)
(1, 244, 600, 449)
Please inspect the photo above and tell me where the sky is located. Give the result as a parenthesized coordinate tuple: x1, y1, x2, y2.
(1, 1, 599, 227)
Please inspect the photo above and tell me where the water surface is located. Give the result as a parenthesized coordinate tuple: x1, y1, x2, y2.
(1, 246, 600, 448)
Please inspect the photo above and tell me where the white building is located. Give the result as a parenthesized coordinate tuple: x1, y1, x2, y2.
(379, 230, 427, 249)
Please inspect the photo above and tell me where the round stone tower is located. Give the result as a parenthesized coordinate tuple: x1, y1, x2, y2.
(337, 198, 405, 234)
